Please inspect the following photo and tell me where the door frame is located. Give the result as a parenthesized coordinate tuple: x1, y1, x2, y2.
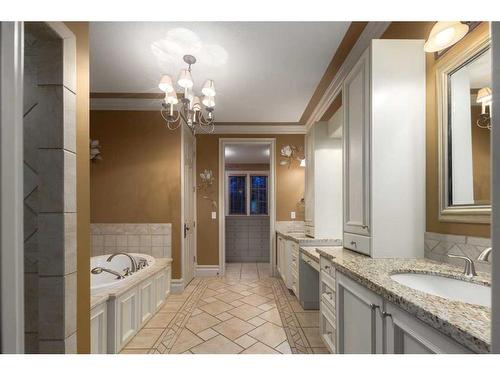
(0, 21, 25, 353)
(218, 138, 276, 276)
(180, 126, 197, 288)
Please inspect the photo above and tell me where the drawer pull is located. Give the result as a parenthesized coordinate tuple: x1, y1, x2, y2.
(324, 265, 330, 270)
(350, 241, 357, 247)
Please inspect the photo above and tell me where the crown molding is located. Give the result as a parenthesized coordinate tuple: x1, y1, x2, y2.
(212, 124, 306, 134)
(304, 21, 390, 130)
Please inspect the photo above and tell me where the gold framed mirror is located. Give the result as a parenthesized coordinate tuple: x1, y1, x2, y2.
(436, 28, 491, 223)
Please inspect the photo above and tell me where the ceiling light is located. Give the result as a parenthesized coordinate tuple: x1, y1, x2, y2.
(424, 21, 469, 52)
(160, 54, 216, 134)
(158, 74, 174, 92)
(202, 79, 216, 96)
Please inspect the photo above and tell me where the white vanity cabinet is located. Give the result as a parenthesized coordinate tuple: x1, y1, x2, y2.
(90, 301, 107, 354)
(304, 121, 343, 239)
(335, 272, 473, 354)
(342, 39, 425, 258)
(277, 234, 286, 281)
(336, 272, 384, 353)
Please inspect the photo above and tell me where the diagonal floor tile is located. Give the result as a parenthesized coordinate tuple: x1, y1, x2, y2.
(199, 300, 234, 316)
(125, 328, 163, 349)
(248, 322, 287, 348)
(242, 342, 279, 354)
(186, 312, 221, 333)
(228, 303, 265, 321)
(170, 329, 203, 354)
(259, 308, 283, 326)
(239, 294, 271, 307)
(212, 317, 255, 340)
(190, 335, 243, 354)
(214, 291, 245, 303)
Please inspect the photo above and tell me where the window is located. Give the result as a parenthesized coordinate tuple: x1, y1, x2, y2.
(227, 172, 269, 216)
(228, 175, 247, 215)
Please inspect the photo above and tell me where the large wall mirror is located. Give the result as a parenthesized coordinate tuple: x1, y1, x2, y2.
(437, 32, 491, 223)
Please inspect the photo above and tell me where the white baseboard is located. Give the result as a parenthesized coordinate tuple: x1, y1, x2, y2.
(170, 278, 184, 294)
(195, 265, 220, 277)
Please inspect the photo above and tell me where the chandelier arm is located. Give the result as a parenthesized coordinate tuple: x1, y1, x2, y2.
(161, 108, 181, 130)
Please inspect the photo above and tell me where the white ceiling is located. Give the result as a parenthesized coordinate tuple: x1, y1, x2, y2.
(225, 144, 270, 164)
(90, 22, 350, 122)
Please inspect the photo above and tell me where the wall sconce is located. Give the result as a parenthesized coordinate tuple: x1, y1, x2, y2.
(424, 21, 469, 53)
(279, 144, 305, 169)
(197, 169, 217, 209)
(476, 86, 492, 130)
(90, 139, 102, 161)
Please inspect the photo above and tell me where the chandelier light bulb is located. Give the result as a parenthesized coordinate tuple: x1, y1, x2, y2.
(202, 79, 216, 96)
(192, 96, 202, 111)
(177, 69, 194, 89)
(165, 91, 178, 105)
(202, 95, 215, 108)
(159, 74, 174, 93)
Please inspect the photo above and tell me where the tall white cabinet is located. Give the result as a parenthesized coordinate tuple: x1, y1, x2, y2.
(305, 121, 343, 239)
(342, 39, 425, 258)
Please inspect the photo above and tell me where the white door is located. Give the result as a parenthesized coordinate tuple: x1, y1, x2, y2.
(343, 48, 371, 236)
(182, 126, 196, 285)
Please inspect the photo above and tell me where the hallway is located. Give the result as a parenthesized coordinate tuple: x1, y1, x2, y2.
(121, 263, 327, 354)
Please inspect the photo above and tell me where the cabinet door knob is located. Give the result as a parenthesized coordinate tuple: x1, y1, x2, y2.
(350, 241, 357, 247)
(362, 225, 369, 229)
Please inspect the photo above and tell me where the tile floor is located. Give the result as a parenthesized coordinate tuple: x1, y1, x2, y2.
(121, 262, 328, 354)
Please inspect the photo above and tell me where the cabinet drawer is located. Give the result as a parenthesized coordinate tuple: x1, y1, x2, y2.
(320, 301, 336, 353)
(301, 253, 319, 271)
(320, 256, 335, 279)
(343, 232, 371, 255)
(320, 280, 336, 313)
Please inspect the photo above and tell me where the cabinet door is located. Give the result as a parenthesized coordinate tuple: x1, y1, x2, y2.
(116, 287, 139, 351)
(384, 302, 472, 354)
(277, 235, 283, 275)
(343, 48, 371, 236)
(154, 270, 167, 311)
(336, 273, 383, 354)
(90, 302, 107, 354)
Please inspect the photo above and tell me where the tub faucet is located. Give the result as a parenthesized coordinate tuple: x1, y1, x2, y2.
(477, 247, 492, 262)
(91, 267, 124, 279)
(107, 252, 138, 273)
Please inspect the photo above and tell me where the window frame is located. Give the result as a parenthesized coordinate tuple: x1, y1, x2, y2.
(225, 170, 270, 216)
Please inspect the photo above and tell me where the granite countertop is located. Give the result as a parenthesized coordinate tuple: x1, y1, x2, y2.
(316, 246, 491, 353)
(91, 258, 172, 309)
(276, 230, 342, 246)
(299, 246, 321, 263)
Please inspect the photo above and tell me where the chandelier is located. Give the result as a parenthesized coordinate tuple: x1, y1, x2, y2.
(158, 55, 216, 134)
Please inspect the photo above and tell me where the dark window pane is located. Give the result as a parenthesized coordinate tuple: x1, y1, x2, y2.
(250, 175, 268, 215)
(229, 175, 246, 215)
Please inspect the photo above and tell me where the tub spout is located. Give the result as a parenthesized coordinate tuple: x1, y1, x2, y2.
(91, 267, 125, 279)
(106, 252, 138, 273)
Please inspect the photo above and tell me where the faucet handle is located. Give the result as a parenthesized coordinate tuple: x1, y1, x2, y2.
(123, 267, 132, 276)
(448, 254, 477, 277)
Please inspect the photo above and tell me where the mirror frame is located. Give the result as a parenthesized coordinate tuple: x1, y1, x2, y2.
(436, 30, 491, 224)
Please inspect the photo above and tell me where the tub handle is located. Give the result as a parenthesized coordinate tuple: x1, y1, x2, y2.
(123, 267, 132, 276)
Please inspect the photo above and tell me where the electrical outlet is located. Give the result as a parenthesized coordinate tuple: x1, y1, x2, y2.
(291, 211, 296, 219)
(211, 211, 217, 219)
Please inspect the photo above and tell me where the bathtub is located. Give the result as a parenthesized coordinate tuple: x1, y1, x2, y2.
(90, 253, 172, 353)
(91, 253, 156, 294)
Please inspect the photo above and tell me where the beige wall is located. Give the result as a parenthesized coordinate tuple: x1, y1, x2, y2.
(382, 21, 491, 238)
(196, 134, 305, 266)
(65, 22, 90, 354)
(89, 111, 183, 278)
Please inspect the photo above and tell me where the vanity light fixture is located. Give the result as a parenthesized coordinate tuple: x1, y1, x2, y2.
(158, 55, 216, 134)
(476, 86, 492, 130)
(424, 21, 469, 52)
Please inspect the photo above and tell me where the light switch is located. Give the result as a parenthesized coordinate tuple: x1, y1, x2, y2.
(291, 211, 296, 219)
(211, 211, 217, 219)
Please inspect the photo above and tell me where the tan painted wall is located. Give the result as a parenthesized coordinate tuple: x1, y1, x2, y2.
(382, 21, 491, 238)
(65, 22, 90, 354)
(196, 134, 305, 266)
(89, 111, 183, 278)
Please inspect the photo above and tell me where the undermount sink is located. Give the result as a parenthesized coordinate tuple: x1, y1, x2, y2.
(390, 273, 491, 308)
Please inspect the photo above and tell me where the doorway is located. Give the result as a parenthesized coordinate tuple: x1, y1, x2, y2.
(218, 139, 276, 277)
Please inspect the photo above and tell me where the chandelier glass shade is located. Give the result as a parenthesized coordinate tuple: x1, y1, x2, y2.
(159, 55, 216, 134)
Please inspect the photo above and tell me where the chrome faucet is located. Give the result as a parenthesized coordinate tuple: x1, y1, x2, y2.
(477, 247, 492, 262)
(448, 254, 477, 277)
(91, 267, 124, 279)
(107, 252, 138, 273)
(136, 257, 149, 270)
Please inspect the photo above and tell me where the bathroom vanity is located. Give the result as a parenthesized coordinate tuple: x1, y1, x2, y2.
(317, 247, 491, 354)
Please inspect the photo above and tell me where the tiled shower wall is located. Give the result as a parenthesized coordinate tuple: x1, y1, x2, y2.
(23, 23, 77, 353)
(225, 216, 270, 262)
(424, 232, 492, 273)
(91, 223, 172, 259)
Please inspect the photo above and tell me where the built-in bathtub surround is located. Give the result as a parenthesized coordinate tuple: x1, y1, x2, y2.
(424, 232, 491, 273)
(275, 221, 305, 233)
(91, 223, 172, 259)
(23, 22, 77, 354)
